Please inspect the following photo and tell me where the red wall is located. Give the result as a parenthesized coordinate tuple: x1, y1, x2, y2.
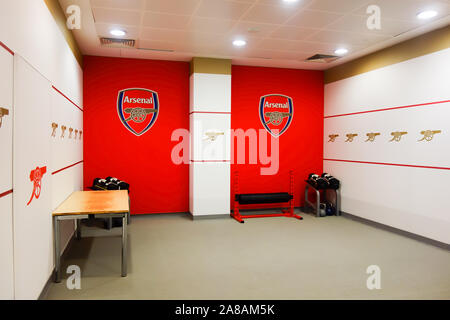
(83, 56, 189, 214)
(231, 65, 324, 208)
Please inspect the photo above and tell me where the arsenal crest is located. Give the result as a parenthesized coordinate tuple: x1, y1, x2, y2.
(117, 88, 159, 136)
(259, 94, 293, 137)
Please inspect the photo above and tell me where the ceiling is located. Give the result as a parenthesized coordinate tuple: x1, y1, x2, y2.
(60, 0, 450, 70)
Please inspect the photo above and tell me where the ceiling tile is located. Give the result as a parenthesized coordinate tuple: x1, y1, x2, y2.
(305, 0, 371, 13)
(142, 12, 191, 29)
(257, 38, 298, 51)
(258, 0, 315, 9)
(241, 4, 300, 24)
(91, 0, 145, 10)
(325, 14, 421, 36)
(189, 17, 238, 34)
(268, 26, 318, 41)
(138, 39, 179, 51)
(352, 0, 450, 21)
(194, 0, 252, 20)
(231, 21, 280, 38)
(287, 9, 343, 28)
(310, 30, 391, 46)
(145, 0, 201, 15)
(92, 7, 142, 25)
(289, 41, 361, 55)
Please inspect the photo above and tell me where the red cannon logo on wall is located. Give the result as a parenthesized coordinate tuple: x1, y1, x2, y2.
(117, 88, 159, 136)
(27, 166, 47, 206)
(259, 94, 294, 138)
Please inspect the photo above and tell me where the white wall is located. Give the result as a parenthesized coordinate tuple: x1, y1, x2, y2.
(0, 0, 83, 299)
(324, 48, 450, 244)
(0, 42, 14, 300)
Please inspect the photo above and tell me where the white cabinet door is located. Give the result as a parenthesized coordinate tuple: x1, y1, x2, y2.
(13, 55, 53, 300)
(0, 44, 14, 300)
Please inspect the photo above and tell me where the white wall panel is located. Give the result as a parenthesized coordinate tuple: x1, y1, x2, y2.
(190, 113, 231, 161)
(190, 163, 230, 216)
(13, 55, 53, 300)
(0, 45, 14, 300)
(0, 0, 83, 107)
(324, 48, 450, 244)
(190, 73, 231, 112)
(325, 48, 450, 117)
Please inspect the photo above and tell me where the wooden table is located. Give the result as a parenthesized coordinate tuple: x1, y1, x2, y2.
(52, 190, 129, 283)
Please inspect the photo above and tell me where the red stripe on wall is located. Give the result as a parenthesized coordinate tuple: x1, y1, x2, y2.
(324, 100, 450, 119)
(0, 41, 14, 55)
(52, 161, 83, 175)
(52, 85, 83, 112)
(324, 158, 450, 170)
(189, 111, 231, 115)
(0, 189, 13, 199)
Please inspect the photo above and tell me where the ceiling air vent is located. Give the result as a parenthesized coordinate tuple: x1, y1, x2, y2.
(100, 37, 136, 48)
(305, 54, 340, 63)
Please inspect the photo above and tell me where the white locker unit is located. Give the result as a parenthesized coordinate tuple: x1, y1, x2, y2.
(0, 43, 15, 300)
(13, 55, 53, 300)
(189, 58, 231, 217)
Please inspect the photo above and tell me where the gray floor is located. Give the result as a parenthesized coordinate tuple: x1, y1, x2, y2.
(44, 210, 450, 300)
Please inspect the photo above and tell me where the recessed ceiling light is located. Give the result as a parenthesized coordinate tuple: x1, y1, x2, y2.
(334, 48, 348, 56)
(110, 29, 126, 36)
(233, 39, 247, 47)
(417, 10, 438, 20)
(283, 0, 299, 3)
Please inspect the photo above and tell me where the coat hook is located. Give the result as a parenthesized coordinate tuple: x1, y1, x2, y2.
(61, 125, 67, 138)
(68, 127, 73, 139)
(418, 130, 441, 142)
(0, 107, 9, 128)
(328, 134, 339, 142)
(365, 132, 380, 142)
(345, 133, 358, 142)
(51, 123, 58, 137)
(74, 129, 78, 139)
(389, 131, 407, 142)
(79, 130, 82, 140)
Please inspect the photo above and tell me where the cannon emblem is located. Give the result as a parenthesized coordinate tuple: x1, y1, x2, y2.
(418, 130, 441, 142)
(365, 132, 380, 142)
(27, 166, 47, 206)
(328, 134, 339, 142)
(390, 131, 407, 142)
(345, 133, 358, 142)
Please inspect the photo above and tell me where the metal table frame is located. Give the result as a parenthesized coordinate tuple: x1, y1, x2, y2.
(53, 212, 128, 283)
(304, 183, 341, 217)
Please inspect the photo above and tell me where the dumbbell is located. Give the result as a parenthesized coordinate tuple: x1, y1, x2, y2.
(321, 173, 340, 190)
(308, 173, 329, 189)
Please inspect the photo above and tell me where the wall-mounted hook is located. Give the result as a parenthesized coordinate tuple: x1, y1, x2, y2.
(0, 107, 9, 128)
(345, 133, 358, 142)
(61, 125, 67, 138)
(79, 130, 82, 140)
(365, 132, 380, 142)
(51, 122, 58, 137)
(74, 129, 79, 139)
(418, 130, 441, 142)
(328, 134, 339, 142)
(68, 127, 74, 139)
(203, 131, 224, 142)
(389, 131, 407, 142)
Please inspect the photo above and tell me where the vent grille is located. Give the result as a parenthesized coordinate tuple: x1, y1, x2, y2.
(138, 47, 175, 53)
(305, 54, 340, 63)
(100, 37, 135, 48)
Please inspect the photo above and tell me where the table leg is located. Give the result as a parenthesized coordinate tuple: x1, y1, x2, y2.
(76, 218, 81, 240)
(121, 213, 128, 277)
(53, 216, 61, 283)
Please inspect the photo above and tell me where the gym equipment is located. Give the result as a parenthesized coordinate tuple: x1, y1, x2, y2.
(321, 173, 340, 190)
(231, 170, 303, 223)
(304, 178, 341, 218)
(307, 173, 329, 189)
